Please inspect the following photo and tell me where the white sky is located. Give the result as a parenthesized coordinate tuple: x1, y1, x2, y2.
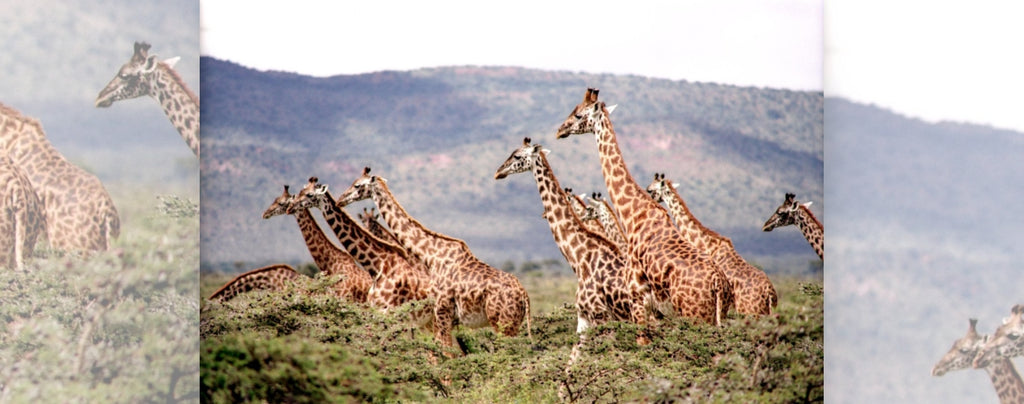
(827, 0, 1024, 132)
(200, 0, 823, 91)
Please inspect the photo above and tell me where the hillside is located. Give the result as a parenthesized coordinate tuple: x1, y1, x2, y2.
(200, 58, 824, 274)
(824, 98, 1023, 403)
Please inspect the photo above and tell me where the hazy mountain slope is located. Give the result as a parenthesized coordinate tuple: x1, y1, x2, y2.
(200, 59, 824, 273)
(824, 97, 1023, 403)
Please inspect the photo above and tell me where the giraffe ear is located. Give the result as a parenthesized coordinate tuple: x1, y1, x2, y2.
(606, 104, 618, 114)
(314, 184, 329, 194)
(540, 148, 551, 155)
(671, 183, 679, 190)
(802, 201, 813, 208)
(143, 55, 159, 73)
(163, 56, 181, 68)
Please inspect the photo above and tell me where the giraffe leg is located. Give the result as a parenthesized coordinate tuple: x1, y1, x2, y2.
(433, 295, 459, 356)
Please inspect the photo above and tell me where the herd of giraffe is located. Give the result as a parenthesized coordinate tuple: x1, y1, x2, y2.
(207, 88, 824, 358)
(933, 305, 1024, 403)
(0, 42, 198, 269)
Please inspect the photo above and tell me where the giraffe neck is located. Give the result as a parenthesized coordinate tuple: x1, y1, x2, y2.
(150, 63, 200, 157)
(983, 359, 1024, 404)
(793, 205, 824, 259)
(592, 108, 670, 235)
(532, 154, 613, 268)
(369, 180, 465, 272)
(594, 200, 628, 252)
(292, 208, 350, 276)
(318, 190, 407, 278)
(661, 185, 727, 256)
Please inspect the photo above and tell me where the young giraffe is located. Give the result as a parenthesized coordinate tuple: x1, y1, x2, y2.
(563, 188, 608, 239)
(262, 184, 372, 303)
(581, 193, 628, 254)
(975, 304, 1024, 369)
(337, 167, 531, 351)
(0, 103, 120, 252)
(96, 42, 200, 157)
(647, 173, 778, 315)
(495, 138, 650, 351)
(932, 318, 1024, 404)
(762, 193, 824, 260)
(288, 177, 434, 318)
(0, 153, 46, 268)
(556, 88, 733, 325)
(207, 264, 303, 302)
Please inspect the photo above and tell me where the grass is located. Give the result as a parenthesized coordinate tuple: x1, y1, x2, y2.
(200, 270, 822, 403)
(0, 183, 199, 403)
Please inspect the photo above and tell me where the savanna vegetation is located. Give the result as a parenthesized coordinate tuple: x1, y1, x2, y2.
(200, 269, 822, 403)
(0, 183, 199, 402)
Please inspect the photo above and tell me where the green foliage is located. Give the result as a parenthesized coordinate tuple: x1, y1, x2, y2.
(0, 184, 199, 402)
(200, 274, 821, 403)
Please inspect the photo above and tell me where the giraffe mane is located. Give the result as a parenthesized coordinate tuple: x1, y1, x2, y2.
(662, 177, 729, 242)
(158, 61, 200, 107)
(374, 177, 473, 251)
(798, 203, 823, 230)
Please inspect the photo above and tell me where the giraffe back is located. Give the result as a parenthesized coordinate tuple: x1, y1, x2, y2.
(0, 104, 119, 252)
(208, 264, 303, 302)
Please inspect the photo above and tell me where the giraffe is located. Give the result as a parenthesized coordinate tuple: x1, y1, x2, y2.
(932, 318, 1024, 404)
(261, 184, 372, 303)
(555, 88, 733, 325)
(494, 138, 650, 353)
(96, 42, 200, 157)
(0, 103, 119, 252)
(762, 193, 824, 260)
(207, 264, 303, 302)
(0, 153, 46, 268)
(647, 173, 777, 315)
(563, 188, 608, 239)
(975, 304, 1024, 369)
(287, 177, 434, 319)
(580, 193, 628, 254)
(336, 167, 531, 351)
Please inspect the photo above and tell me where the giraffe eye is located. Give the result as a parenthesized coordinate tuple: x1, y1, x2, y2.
(574, 114, 583, 120)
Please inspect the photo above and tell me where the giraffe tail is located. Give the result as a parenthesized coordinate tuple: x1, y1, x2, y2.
(521, 287, 533, 341)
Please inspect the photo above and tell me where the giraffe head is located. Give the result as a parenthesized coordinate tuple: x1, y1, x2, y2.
(932, 318, 988, 376)
(96, 42, 169, 107)
(494, 137, 548, 180)
(336, 167, 385, 207)
(580, 193, 606, 221)
(286, 177, 332, 214)
(646, 173, 675, 203)
(555, 88, 617, 139)
(261, 185, 294, 219)
(974, 304, 1024, 368)
(762, 193, 812, 232)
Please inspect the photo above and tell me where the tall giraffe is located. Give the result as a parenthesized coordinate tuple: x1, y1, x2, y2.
(96, 42, 200, 157)
(647, 173, 777, 315)
(0, 103, 119, 252)
(932, 318, 1024, 404)
(262, 184, 372, 303)
(495, 138, 650, 349)
(555, 88, 732, 325)
(288, 177, 433, 317)
(975, 304, 1024, 369)
(207, 264, 303, 302)
(336, 167, 531, 351)
(0, 153, 46, 268)
(762, 193, 823, 260)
